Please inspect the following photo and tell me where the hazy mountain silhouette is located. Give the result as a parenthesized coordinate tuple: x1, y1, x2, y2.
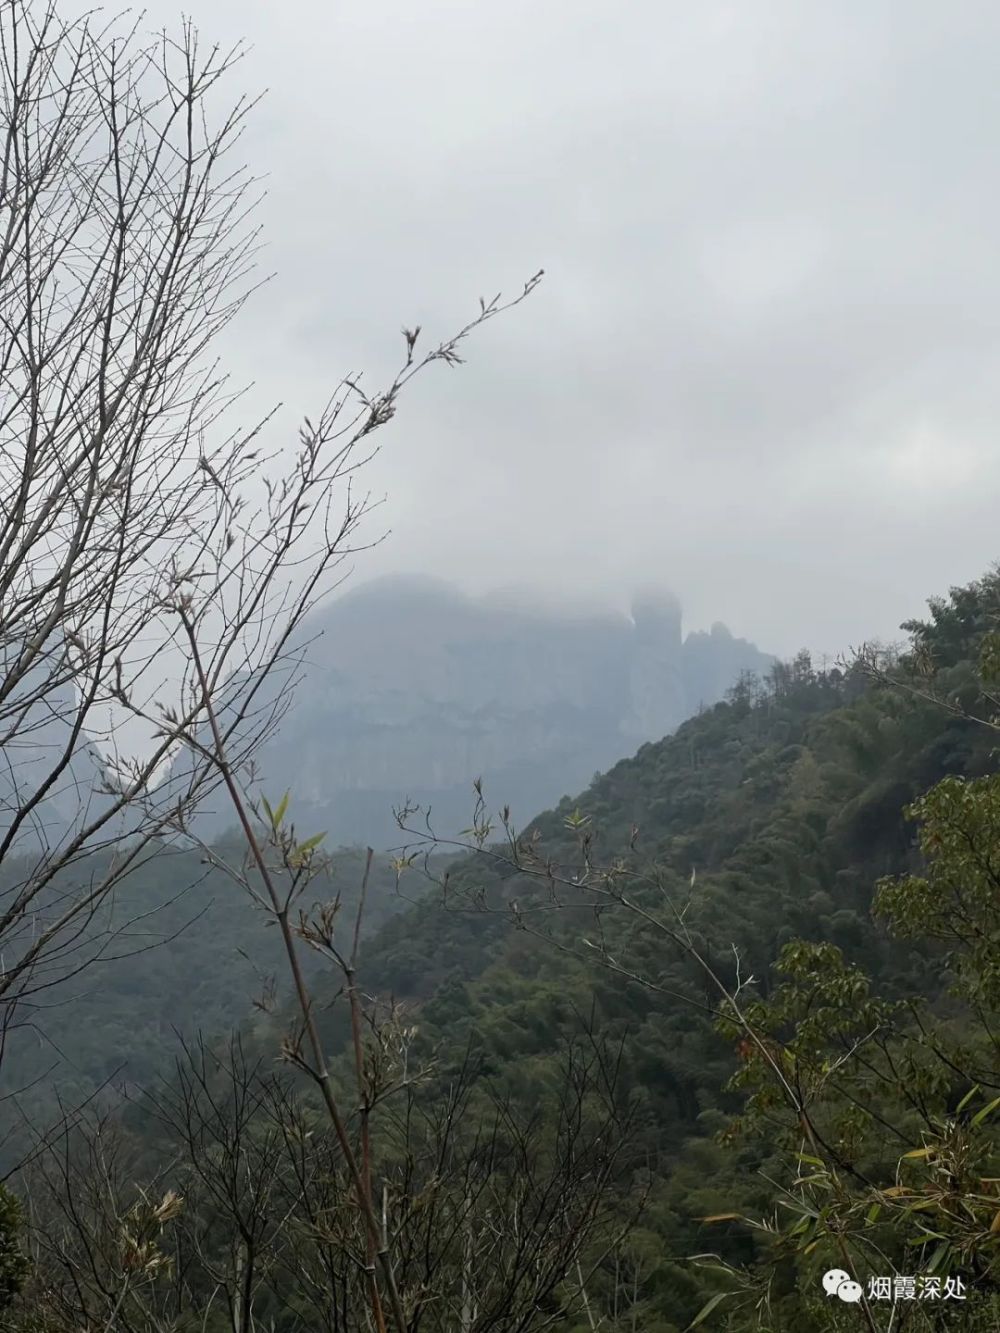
(0, 636, 126, 853)
(166, 576, 775, 850)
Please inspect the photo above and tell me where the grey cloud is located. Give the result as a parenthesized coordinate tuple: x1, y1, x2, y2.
(130, 0, 1000, 657)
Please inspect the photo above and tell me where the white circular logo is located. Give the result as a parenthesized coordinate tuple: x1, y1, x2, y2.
(822, 1269, 859, 1302)
(822, 1269, 851, 1296)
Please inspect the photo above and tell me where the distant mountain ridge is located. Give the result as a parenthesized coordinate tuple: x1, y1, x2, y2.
(170, 575, 775, 849)
(0, 636, 126, 853)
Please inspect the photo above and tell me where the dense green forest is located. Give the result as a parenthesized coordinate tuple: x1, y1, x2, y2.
(0, 841, 416, 1169)
(4, 568, 1000, 1330)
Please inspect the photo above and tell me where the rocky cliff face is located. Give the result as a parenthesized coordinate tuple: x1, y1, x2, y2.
(169, 576, 774, 849)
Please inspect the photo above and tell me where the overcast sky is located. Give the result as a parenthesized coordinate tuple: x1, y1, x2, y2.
(136, 0, 1000, 660)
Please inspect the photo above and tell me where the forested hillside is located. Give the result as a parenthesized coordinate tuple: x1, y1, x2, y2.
(5, 570, 999, 1330)
(5, 0, 1000, 1325)
(0, 841, 414, 1172)
(339, 570, 1000, 1329)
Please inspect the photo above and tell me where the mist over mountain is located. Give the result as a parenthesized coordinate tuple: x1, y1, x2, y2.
(173, 574, 775, 849)
(0, 639, 127, 854)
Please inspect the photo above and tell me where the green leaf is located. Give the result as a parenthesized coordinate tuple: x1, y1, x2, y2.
(972, 1095, 1000, 1127)
(926, 1241, 950, 1273)
(296, 831, 327, 856)
(273, 790, 290, 828)
(956, 1084, 981, 1113)
(686, 1291, 733, 1330)
(777, 1197, 819, 1219)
